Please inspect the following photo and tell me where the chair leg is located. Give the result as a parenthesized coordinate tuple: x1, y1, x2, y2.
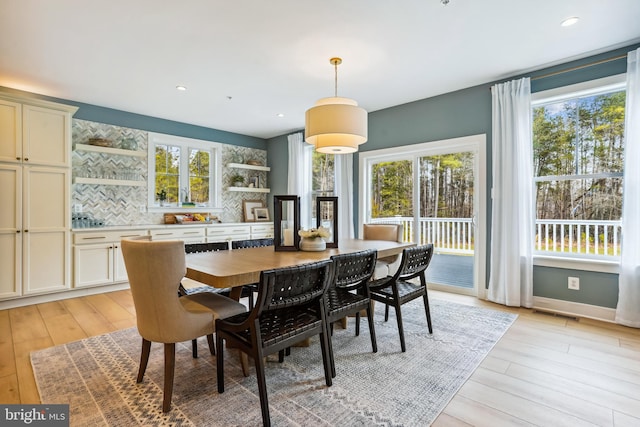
(216, 333, 225, 393)
(137, 338, 151, 383)
(320, 324, 334, 385)
(394, 303, 407, 352)
(384, 304, 390, 321)
(240, 351, 250, 377)
(207, 334, 216, 355)
(253, 347, 271, 427)
(192, 339, 198, 358)
(162, 343, 176, 412)
(366, 306, 378, 353)
(355, 312, 361, 336)
(423, 292, 433, 334)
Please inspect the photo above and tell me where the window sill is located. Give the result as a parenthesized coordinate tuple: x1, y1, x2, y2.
(533, 255, 619, 274)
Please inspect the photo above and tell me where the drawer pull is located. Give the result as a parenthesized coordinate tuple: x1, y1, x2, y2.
(120, 234, 142, 238)
(184, 231, 201, 235)
(82, 236, 107, 240)
(155, 233, 173, 236)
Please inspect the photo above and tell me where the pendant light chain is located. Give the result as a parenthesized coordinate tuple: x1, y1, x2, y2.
(334, 60, 338, 97)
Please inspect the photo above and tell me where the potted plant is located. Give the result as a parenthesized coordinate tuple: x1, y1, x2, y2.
(231, 173, 244, 187)
(298, 227, 330, 251)
(156, 188, 167, 206)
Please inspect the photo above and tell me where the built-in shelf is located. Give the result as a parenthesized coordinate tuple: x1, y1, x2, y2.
(227, 186, 270, 193)
(73, 177, 145, 186)
(227, 162, 270, 171)
(75, 143, 146, 157)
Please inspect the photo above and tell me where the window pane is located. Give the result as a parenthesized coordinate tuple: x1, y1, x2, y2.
(533, 91, 625, 177)
(155, 144, 180, 204)
(189, 148, 210, 204)
(370, 160, 413, 218)
(311, 152, 334, 222)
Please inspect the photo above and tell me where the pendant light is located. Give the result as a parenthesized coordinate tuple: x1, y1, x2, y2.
(305, 57, 367, 154)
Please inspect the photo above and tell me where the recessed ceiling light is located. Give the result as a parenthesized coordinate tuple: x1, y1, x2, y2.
(277, 113, 285, 118)
(176, 85, 187, 91)
(561, 16, 579, 27)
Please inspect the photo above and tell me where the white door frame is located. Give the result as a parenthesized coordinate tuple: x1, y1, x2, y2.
(358, 134, 487, 298)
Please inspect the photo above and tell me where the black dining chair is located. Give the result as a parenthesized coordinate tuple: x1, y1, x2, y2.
(369, 244, 435, 352)
(326, 249, 378, 377)
(215, 260, 334, 427)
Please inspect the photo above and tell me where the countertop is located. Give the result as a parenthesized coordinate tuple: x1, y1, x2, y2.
(71, 222, 259, 232)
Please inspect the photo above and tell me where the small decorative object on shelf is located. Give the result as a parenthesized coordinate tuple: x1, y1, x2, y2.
(316, 196, 338, 248)
(231, 173, 244, 187)
(156, 189, 167, 206)
(120, 138, 138, 151)
(298, 227, 330, 251)
(274, 195, 300, 251)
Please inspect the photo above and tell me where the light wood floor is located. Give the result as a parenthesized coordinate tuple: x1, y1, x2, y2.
(1, 289, 638, 426)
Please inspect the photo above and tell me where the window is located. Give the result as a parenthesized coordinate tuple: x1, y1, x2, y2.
(532, 75, 625, 260)
(148, 132, 222, 209)
(312, 151, 335, 222)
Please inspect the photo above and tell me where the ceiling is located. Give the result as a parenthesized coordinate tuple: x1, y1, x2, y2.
(1, 0, 639, 140)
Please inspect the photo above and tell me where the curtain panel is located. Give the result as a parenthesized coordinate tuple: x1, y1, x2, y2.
(488, 78, 534, 308)
(615, 48, 640, 328)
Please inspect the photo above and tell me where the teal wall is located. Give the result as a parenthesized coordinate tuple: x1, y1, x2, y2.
(0, 86, 266, 149)
(267, 43, 639, 310)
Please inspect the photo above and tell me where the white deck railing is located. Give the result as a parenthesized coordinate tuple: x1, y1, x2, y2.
(370, 217, 622, 257)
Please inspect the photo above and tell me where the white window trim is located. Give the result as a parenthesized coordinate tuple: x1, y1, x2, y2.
(531, 74, 626, 272)
(147, 132, 222, 212)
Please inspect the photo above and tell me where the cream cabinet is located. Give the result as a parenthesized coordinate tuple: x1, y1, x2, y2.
(250, 223, 274, 239)
(73, 230, 147, 287)
(0, 93, 77, 300)
(0, 97, 74, 167)
(150, 227, 206, 243)
(206, 224, 251, 243)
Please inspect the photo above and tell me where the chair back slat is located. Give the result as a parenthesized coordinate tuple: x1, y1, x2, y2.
(257, 260, 333, 313)
(184, 241, 228, 253)
(396, 244, 434, 280)
(331, 250, 377, 292)
(231, 238, 274, 249)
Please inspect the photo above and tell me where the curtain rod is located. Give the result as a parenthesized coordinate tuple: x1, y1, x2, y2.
(531, 54, 627, 81)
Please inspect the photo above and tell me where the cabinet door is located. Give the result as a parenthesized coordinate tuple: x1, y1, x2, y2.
(22, 105, 71, 167)
(22, 167, 70, 294)
(0, 99, 21, 163)
(0, 164, 22, 298)
(112, 244, 129, 283)
(74, 243, 114, 287)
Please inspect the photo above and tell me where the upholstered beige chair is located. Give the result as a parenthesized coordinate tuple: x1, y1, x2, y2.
(121, 238, 246, 412)
(362, 224, 404, 279)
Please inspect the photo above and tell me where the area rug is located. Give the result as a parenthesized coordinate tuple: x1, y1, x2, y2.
(31, 298, 516, 426)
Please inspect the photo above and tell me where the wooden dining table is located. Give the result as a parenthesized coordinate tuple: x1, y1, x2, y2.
(185, 238, 415, 299)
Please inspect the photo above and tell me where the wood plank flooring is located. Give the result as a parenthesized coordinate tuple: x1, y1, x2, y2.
(0, 289, 638, 426)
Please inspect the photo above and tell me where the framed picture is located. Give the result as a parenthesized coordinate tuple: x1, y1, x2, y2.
(243, 200, 264, 222)
(249, 175, 260, 188)
(254, 207, 270, 222)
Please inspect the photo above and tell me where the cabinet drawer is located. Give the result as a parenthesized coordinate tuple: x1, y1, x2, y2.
(151, 227, 205, 240)
(206, 225, 251, 237)
(250, 224, 274, 233)
(74, 230, 147, 244)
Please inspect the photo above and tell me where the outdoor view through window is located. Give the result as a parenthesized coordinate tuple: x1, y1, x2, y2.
(533, 86, 625, 259)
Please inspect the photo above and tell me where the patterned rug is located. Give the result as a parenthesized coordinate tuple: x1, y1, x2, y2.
(31, 298, 516, 426)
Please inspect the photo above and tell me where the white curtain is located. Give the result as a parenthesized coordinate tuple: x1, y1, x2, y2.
(615, 48, 640, 328)
(488, 78, 534, 308)
(335, 154, 355, 238)
(287, 132, 312, 229)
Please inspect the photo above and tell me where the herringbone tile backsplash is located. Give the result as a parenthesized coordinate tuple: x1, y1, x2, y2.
(72, 119, 268, 226)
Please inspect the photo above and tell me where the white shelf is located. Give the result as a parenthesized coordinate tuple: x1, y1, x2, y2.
(227, 162, 270, 171)
(227, 186, 270, 193)
(75, 143, 146, 157)
(74, 177, 145, 186)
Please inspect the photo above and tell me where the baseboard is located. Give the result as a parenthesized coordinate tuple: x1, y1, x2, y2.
(0, 283, 130, 310)
(532, 296, 616, 323)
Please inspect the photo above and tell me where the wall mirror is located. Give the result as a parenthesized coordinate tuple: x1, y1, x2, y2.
(316, 196, 338, 248)
(274, 195, 300, 251)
